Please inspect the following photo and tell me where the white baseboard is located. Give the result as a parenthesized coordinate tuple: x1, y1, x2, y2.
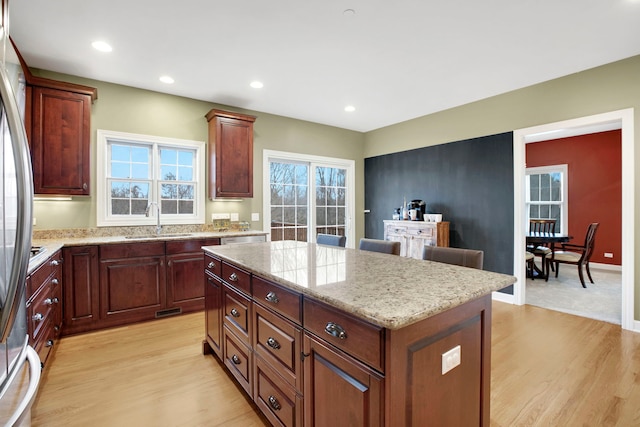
(590, 262, 622, 272)
(492, 291, 514, 304)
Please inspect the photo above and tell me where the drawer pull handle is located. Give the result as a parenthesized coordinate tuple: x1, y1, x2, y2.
(44, 298, 53, 306)
(52, 297, 59, 304)
(325, 322, 347, 340)
(51, 278, 59, 285)
(231, 354, 241, 365)
(207, 261, 215, 269)
(268, 395, 281, 411)
(32, 313, 43, 322)
(45, 340, 54, 348)
(51, 260, 60, 266)
(230, 308, 240, 318)
(265, 291, 279, 304)
(229, 272, 238, 282)
(266, 337, 281, 350)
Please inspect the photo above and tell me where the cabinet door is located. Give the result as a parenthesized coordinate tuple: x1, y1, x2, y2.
(99, 255, 166, 325)
(205, 274, 223, 359)
(30, 86, 91, 195)
(62, 246, 99, 335)
(166, 252, 205, 312)
(206, 110, 256, 199)
(303, 333, 383, 427)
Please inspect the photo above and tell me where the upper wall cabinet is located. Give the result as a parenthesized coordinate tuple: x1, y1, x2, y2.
(205, 109, 256, 199)
(26, 79, 97, 195)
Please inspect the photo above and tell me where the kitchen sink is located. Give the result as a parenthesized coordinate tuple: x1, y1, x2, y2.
(125, 233, 193, 239)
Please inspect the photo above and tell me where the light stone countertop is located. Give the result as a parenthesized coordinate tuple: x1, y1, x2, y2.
(28, 230, 267, 273)
(203, 240, 517, 330)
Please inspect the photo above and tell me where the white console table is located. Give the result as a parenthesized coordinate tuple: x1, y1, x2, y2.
(383, 220, 450, 259)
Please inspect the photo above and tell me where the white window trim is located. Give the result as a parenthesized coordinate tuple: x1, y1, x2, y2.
(525, 164, 568, 234)
(263, 149, 356, 248)
(96, 129, 206, 227)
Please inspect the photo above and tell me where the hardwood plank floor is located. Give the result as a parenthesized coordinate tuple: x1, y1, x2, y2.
(31, 302, 640, 426)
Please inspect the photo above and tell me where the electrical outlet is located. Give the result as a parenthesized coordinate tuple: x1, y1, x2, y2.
(251, 212, 260, 221)
(211, 213, 230, 221)
(442, 345, 461, 375)
(230, 213, 239, 222)
(604, 252, 614, 258)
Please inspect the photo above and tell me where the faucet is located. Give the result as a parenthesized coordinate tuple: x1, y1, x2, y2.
(145, 201, 162, 235)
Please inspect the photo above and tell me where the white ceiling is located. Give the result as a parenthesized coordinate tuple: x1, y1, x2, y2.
(8, 0, 640, 132)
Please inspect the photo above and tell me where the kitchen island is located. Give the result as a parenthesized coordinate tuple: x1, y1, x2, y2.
(203, 240, 516, 426)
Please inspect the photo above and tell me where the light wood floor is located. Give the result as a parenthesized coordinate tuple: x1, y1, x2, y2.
(31, 302, 640, 426)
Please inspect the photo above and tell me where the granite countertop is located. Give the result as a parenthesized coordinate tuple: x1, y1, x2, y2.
(203, 240, 516, 330)
(28, 229, 268, 273)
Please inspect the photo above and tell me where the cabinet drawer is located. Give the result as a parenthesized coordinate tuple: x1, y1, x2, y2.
(222, 262, 251, 295)
(385, 224, 407, 235)
(166, 238, 220, 254)
(254, 356, 303, 427)
(32, 317, 55, 365)
(223, 326, 252, 396)
(303, 298, 385, 372)
(100, 241, 165, 259)
(28, 252, 61, 296)
(223, 284, 251, 344)
(254, 304, 302, 391)
(253, 276, 301, 324)
(204, 253, 222, 278)
(28, 284, 53, 342)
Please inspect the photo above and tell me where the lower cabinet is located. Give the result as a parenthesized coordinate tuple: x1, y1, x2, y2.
(204, 256, 492, 426)
(99, 242, 167, 325)
(63, 238, 220, 335)
(302, 333, 383, 427)
(27, 249, 63, 366)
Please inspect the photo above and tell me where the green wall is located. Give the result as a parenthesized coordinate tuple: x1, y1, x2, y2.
(30, 70, 366, 240)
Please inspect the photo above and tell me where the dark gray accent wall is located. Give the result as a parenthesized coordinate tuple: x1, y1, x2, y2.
(364, 132, 514, 279)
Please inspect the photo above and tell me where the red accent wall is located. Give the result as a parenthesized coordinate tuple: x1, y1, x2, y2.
(526, 130, 621, 265)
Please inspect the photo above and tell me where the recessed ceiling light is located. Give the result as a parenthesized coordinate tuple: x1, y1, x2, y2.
(343, 9, 356, 17)
(344, 105, 356, 112)
(159, 75, 175, 84)
(91, 41, 112, 52)
(250, 81, 264, 89)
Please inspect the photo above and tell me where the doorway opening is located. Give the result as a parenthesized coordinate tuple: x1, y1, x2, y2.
(508, 108, 635, 331)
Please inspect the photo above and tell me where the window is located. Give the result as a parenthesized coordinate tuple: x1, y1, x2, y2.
(525, 164, 568, 234)
(97, 130, 205, 226)
(264, 150, 355, 247)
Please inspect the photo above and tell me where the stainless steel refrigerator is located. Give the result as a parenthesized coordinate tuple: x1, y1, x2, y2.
(0, 3, 41, 426)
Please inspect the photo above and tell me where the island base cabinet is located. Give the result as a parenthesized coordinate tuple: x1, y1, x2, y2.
(303, 333, 383, 427)
(204, 274, 223, 359)
(385, 294, 491, 426)
(254, 356, 303, 427)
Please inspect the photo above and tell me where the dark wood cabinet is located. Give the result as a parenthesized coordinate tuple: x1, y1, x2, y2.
(203, 252, 493, 426)
(27, 249, 63, 366)
(166, 239, 220, 313)
(303, 333, 383, 427)
(205, 109, 256, 199)
(26, 81, 96, 195)
(99, 242, 166, 325)
(62, 246, 99, 335)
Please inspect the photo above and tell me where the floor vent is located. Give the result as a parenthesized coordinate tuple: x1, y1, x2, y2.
(156, 307, 182, 318)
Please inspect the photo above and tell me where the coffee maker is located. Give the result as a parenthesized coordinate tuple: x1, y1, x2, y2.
(407, 200, 426, 221)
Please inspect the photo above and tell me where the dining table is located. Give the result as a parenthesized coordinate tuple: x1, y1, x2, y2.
(526, 232, 572, 280)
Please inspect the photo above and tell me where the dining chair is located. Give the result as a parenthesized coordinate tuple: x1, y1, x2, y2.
(528, 218, 557, 277)
(525, 251, 535, 279)
(551, 222, 599, 288)
(358, 238, 400, 255)
(422, 246, 484, 270)
(317, 233, 346, 247)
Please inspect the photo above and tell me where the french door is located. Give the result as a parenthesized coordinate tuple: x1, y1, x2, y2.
(264, 150, 355, 247)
